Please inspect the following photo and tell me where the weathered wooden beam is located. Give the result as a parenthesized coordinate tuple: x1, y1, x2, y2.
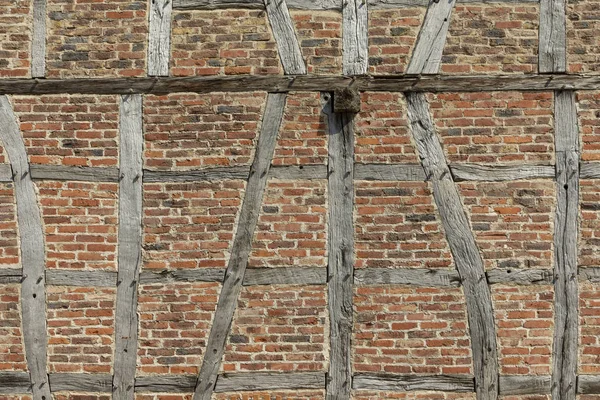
(498, 375, 551, 395)
(0, 268, 22, 284)
(405, 92, 498, 400)
(551, 90, 579, 400)
(342, 0, 368, 75)
(32, 0, 47, 78)
(268, 164, 327, 180)
(354, 163, 426, 181)
(580, 162, 600, 179)
(139, 268, 225, 284)
(406, 0, 456, 74)
(0, 164, 11, 182)
(143, 166, 250, 182)
(486, 268, 553, 285)
(29, 164, 119, 182)
(579, 267, 600, 282)
(135, 375, 197, 392)
(214, 372, 326, 392)
(0, 372, 31, 394)
(243, 267, 327, 285)
(539, 0, 566, 72)
(354, 268, 461, 287)
(578, 375, 600, 394)
(45, 269, 118, 287)
(353, 374, 474, 392)
(112, 94, 144, 400)
(450, 164, 555, 182)
(0, 96, 51, 400)
(49, 373, 113, 392)
(148, 0, 173, 77)
(322, 93, 354, 400)
(264, 0, 306, 74)
(193, 93, 287, 400)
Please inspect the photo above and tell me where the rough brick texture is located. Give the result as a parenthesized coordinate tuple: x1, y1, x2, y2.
(0, 0, 30, 78)
(12, 95, 119, 167)
(352, 391, 476, 399)
(0, 285, 26, 371)
(54, 395, 110, 400)
(355, 92, 419, 164)
(581, 179, 600, 267)
(144, 93, 266, 170)
(137, 282, 220, 375)
(46, 286, 115, 374)
(458, 181, 555, 270)
(428, 92, 554, 163)
(492, 285, 553, 375)
(171, 10, 281, 76)
(580, 282, 600, 374)
(368, 9, 424, 75)
(568, 0, 600, 73)
(353, 286, 472, 375)
(214, 391, 325, 400)
(354, 181, 453, 269)
(143, 181, 245, 270)
(221, 285, 327, 373)
(576, 91, 600, 161)
(292, 11, 342, 75)
(38, 181, 118, 271)
(249, 180, 327, 269)
(0, 183, 19, 268)
(442, 5, 538, 74)
(46, 0, 147, 78)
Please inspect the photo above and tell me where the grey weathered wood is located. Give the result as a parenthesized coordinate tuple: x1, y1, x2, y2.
(135, 375, 197, 392)
(49, 373, 113, 392)
(174, 0, 536, 9)
(243, 267, 327, 285)
(578, 375, 600, 394)
(143, 166, 250, 182)
(0, 96, 51, 400)
(405, 92, 498, 400)
(342, 0, 368, 75)
(498, 375, 551, 395)
(579, 267, 600, 282)
(486, 268, 553, 285)
(0, 372, 32, 393)
(139, 268, 225, 284)
(539, 0, 566, 73)
(450, 164, 555, 182)
(354, 163, 426, 181)
(355, 268, 461, 287)
(112, 94, 144, 400)
(0, 164, 12, 182)
(29, 164, 119, 182)
(406, 0, 456, 74)
(552, 90, 579, 400)
(193, 93, 287, 400)
(580, 162, 600, 179)
(31, 0, 47, 78)
(45, 269, 118, 287)
(214, 372, 326, 392)
(148, 0, 173, 77)
(0, 268, 22, 284)
(264, 0, 306, 75)
(322, 93, 354, 400)
(269, 164, 327, 180)
(352, 374, 474, 392)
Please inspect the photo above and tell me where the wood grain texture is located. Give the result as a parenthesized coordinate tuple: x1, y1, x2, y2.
(264, 0, 306, 74)
(579, 267, 600, 282)
(193, 93, 287, 400)
(354, 163, 426, 181)
(29, 164, 119, 182)
(112, 94, 144, 400)
(0, 372, 32, 393)
(49, 373, 113, 392)
(243, 267, 327, 285)
(214, 372, 326, 392)
(135, 375, 197, 392)
(32, 0, 46, 78)
(148, 0, 173, 76)
(322, 93, 354, 400)
(578, 375, 600, 394)
(45, 270, 118, 287)
(405, 92, 498, 400)
(0, 96, 51, 400)
(268, 164, 327, 180)
(406, 0, 456, 74)
(353, 374, 475, 392)
(552, 90, 579, 400)
(0, 268, 22, 285)
(355, 268, 461, 287)
(498, 375, 551, 395)
(486, 268, 553, 285)
(0, 164, 12, 182)
(450, 164, 555, 182)
(342, 0, 368, 75)
(143, 166, 250, 182)
(580, 162, 600, 179)
(139, 268, 225, 284)
(539, 0, 566, 72)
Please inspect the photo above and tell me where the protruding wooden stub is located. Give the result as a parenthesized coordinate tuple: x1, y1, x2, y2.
(148, 0, 173, 76)
(112, 94, 144, 400)
(406, 0, 456, 74)
(539, 0, 566, 73)
(405, 92, 498, 400)
(334, 87, 361, 113)
(0, 96, 51, 400)
(322, 92, 354, 400)
(551, 90, 579, 400)
(32, 0, 47, 78)
(193, 93, 287, 400)
(342, 0, 368, 75)
(264, 0, 306, 74)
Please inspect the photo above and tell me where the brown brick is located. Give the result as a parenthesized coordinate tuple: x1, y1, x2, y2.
(352, 390, 477, 399)
(214, 391, 325, 400)
(0, 0, 31, 78)
(292, 11, 342, 75)
(0, 285, 26, 372)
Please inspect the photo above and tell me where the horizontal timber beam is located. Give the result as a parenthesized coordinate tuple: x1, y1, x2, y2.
(5, 74, 600, 95)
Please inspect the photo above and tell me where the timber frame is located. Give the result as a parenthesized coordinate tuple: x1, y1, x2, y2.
(0, 0, 597, 399)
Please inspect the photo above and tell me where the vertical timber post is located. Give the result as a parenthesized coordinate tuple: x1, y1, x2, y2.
(148, 0, 173, 77)
(32, 0, 47, 78)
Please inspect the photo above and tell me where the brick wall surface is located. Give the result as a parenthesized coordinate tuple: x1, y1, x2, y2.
(213, 390, 326, 400)
(46, 286, 116, 374)
(581, 179, 600, 267)
(0, 0, 30, 78)
(352, 391, 476, 399)
(0, 284, 26, 371)
(576, 91, 600, 160)
(54, 395, 109, 400)
(580, 282, 600, 374)
(568, 0, 600, 73)
(0, 183, 18, 269)
(292, 11, 342, 75)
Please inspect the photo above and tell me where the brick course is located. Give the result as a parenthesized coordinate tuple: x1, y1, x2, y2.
(580, 282, 600, 374)
(292, 11, 342, 75)
(580, 179, 600, 267)
(214, 391, 325, 400)
(0, 184, 19, 268)
(576, 91, 600, 161)
(352, 391, 476, 399)
(0, 285, 26, 371)
(0, 0, 30, 78)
